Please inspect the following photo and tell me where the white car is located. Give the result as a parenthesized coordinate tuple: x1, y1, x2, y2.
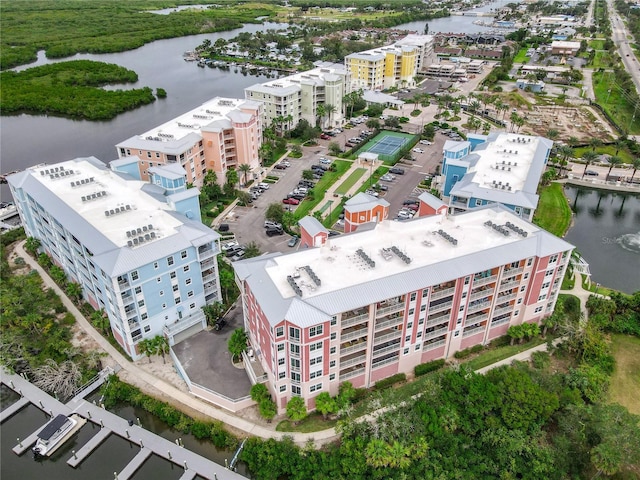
(412, 148, 425, 154)
(319, 158, 332, 165)
(222, 241, 238, 251)
(258, 182, 270, 190)
(419, 140, 432, 145)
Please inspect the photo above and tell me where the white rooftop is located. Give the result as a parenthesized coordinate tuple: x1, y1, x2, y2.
(252, 64, 346, 92)
(136, 97, 249, 143)
(236, 206, 572, 320)
(30, 160, 183, 249)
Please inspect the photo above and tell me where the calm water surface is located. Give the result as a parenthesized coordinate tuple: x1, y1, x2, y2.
(563, 186, 640, 294)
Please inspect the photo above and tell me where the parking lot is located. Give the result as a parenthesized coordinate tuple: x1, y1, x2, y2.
(223, 124, 449, 255)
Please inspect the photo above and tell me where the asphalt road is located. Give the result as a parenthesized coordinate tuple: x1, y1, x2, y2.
(609, 0, 640, 97)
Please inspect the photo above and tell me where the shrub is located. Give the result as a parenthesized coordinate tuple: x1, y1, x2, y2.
(531, 351, 551, 369)
(414, 359, 446, 376)
(470, 344, 484, 354)
(374, 373, 406, 391)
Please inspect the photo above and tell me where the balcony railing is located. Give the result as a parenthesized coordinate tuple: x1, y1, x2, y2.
(496, 293, 517, 303)
(473, 274, 498, 287)
(493, 305, 514, 317)
(200, 258, 215, 270)
(340, 341, 367, 356)
(372, 354, 399, 369)
(340, 367, 365, 381)
(465, 312, 489, 325)
(426, 312, 450, 328)
(429, 300, 453, 314)
(423, 338, 446, 351)
(341, 328, 368, 342)
(499, 279, 519, 291)
(198, 246, 217, 261)
(462, 325, 485, 338)
(341, 313, 369, 329)
(376, 301, 405, 317)
(339, 354, 366, 369)
(424, 326, 448, 341)
(491, 317, 510, 327)
(467, 301, 491, 314)
(374, 316, 403, 332)
(373, 330, 402, 346)
(163, 310, 205, 337)
(430, 286, 455, 301)
(372, 342, 401, 358)
(469, 289, 492, 301)
(502, 267, 524, 279)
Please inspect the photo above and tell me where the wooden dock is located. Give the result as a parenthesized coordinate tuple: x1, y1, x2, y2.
(2, 370, 246, 479)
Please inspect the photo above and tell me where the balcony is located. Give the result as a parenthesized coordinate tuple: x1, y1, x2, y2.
(424, 326, 448, 341)
(491, 316, 511, 327)
(430, 287, 455, 301)
(467, 301, 491, 314)
(502, 267, 524, 279)
(340, 341, 367, 356)
(341, 327, 369, 342)
(339, 354, 366, 369)
(373, 329, 402, 346)
(469, 289, 492, 301)
(462, 325, 485, 338)
(423, 338, 446, 351)
(372, 342, 401, 358)
(496, 293, 517, 303)
(451, 198, 468, 208)
(163, 310, 206, 338)
(200, 258, 216, 270)
(465, 312, 489, 325)
(374, 316, 403, 332)
(492, 305, 514, 317)
(429, 300, 453, 314)
(372, 353, 399, 369)
(473, 274, 498, 287)
(376, 301, 405, 317)
(426, 312, 451, 328)
(340, 367, 365, 381)
(198, 245, 217, 261)
(204, 283, 218, 297)
(341, 313, 369, 329)
(499, 279, 519, 291)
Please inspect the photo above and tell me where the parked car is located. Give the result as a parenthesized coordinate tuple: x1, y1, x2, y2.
(319, 158, 332, 165)
(403, 199, 418, 206)
(412, 147, 425, 154)
(389, 167, 405, 175)
(320, 134, 331, 140)
(257, 182, 270, 190)
(283, 197, 300, 205)
(222, 241, 238, 251)
(584, 170, 599, 176)
(214, 318, 227, 331)
(288, 236, 299, 247)
(377, 184, 388, 191)
(419, 140, 432, 145)
(406, 203, 419, 211)
(225, 246, 244, 258)
(365, 190, 379, 197)
(281, 160, 291, 167)
(264, 220, 282, 229)
(218, 224, 229, 232)
(231, 251, 245, 262)
(266, 227, 284, 236)
(274, 163, 287, 170)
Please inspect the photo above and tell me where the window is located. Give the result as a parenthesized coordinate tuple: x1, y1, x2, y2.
(538, 294, 547, 301)
(162, 303, 167, 309)
(135, 286, 142, 294)
(520, 286, 526, 292)
(549, 254, 558, 264)
(292, 385, 301, 395)
(309, 325, 323, 337)
(289, 327, 300, 341)
(415, 344, 421, 351)
(277, 343, 284, 352)
(310, 341, 322, 351)
(173, 285, 179, 292)
(514, 310, 519, 316)
(278, 358, 285, 366)
(175, 296, 181, 304)
(330, 373, 336, 381)
(276, 326, 284, 337)
(330, 360, 336, 368)
(170, 271, 176, 279)
(330, 316, 337, 326)
(524, 273, 529, 280)
(403, 348, 410, 355)
(141, 313, 148, 320)
(310, 370, 322, 379)
(167, 256, 174, 266)
(545, 269, 554, 277)
(542, 282, 550, 289)
(187, 290, 194, 298)
(464, 276, 470, 285)
(181, 250, 187, 259)
(279, 384, 286, 392)
(157, 277, 162, 283)
(475, 199, 482, 206)
(517, 298, 523, 305)
(459, 305, 465, 312)
(454, 331, 460, 337)
(417, 331, 422, 338)
(144, 325, 151, 332)
(418, 318, 424, 325)
(527, 258, 533, 266)
(190, 303, 195, 309)
(183, 265, 190, 273)
(409, 308, 415, 315)
(330, 346, 336, 354)
(147, 152, 152, 158)
(290, 344, 300, 355)
(185, 278, 191, 285)
(407, 322, 413, 329)
(131, 270, 139, 281)
(405, 335, 411, 342)
(330, 332, 336, 340)
(138, 300, 145, 307)
(310, 356, 323, 366)
(291, 358, 300, 369)
(534, 306, 543, 313)
(153, 262, 159, 270)
(422, 289, 429, 297)
(310, 383, 322, 392)
(410, 293, 417, 301)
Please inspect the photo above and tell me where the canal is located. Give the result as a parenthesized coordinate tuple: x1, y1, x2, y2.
(563, 186, 640, 294)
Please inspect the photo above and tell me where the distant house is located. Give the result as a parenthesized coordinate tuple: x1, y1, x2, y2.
(516, 78, 545, 93)
(550, 40, 580, 56)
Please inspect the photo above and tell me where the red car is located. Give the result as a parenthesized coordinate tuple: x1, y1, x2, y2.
(282, 198, 300, 205)
(320, 134, 331, 140)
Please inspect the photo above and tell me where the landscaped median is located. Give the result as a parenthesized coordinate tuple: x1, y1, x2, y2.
(293, 160, 351, 219)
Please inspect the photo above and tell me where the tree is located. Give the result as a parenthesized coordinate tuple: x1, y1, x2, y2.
(250, 383, 270, 403)
(286, 396, 307, 425)
(315, 392, 337, 419)
(606, 155, 622, 181)
(265, 203, 285, 224)
(202, 302, 225, 326)
(259, 398, 277, 422)
(90, 309, 110, 336)
(65, 282, 83, 304)
(25, 237, 41, 256)
(546, 128, 559, 140)
(138, 338, 154, 363)
(243, 241, 261, 259)
(32, 359, 82, 399)
(337, 381, 356, 409)
(301, 169, 315, 181)
(581, 151, 599, 179)
(557, 144, 574, 176)
(225, 169, 239, 195)
(290, 144, 302, 157)
(423, 124, 435, 140)
(366, 118, 380, 130)
(228, 328, 248, 362)
(153, 335, 169, 364)
(507, 324, 525, 345)
(37, 252, 52, 270)
(239, 164, 252, 186)
(236, 190, 251, 206)
(629, 157, 640, 183)
(589, 137, 602, 151)
(315, 103, 326, 128)
(50, 265, 67, 287)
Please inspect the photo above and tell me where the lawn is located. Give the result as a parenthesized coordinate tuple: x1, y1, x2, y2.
(533, 183, 572, 237)
(513, 48, 529, 63)
(609, 334, 640, 415)
(589, 39, 605, 50)
(462, 337, 548, 371)
(294, 160, 351, 219)
(335, 168, 366, 195)
(592, 70, 640, 135)
(573, 145, 634, 164)
(276, 412, 338, 433)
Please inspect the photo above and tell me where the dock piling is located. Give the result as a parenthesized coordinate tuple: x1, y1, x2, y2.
(87, 410, 92, 419)
(17, 438, 22, 448)
(125, 429, 130, 438)
(183, 460, 188, 470)
(100, 419, 104, 428)
(39, 400, 44, 408)
(73, 450, 77, 459)
(10, 380, 14, 389)
(168, 451, 172, 460)
(140, 439, 144, 449)
(137, 417, 141, 427)
(114, 472, 118, 479)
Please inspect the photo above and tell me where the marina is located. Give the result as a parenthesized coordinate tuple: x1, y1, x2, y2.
(1, 370, 245, 480)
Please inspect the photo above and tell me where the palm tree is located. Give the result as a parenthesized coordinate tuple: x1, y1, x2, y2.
(581, 151, 599, 179)
(557, 145, 574, 176)
(153, 335, 170, 364)
(315, 104, 326, 128)
(629, 158, 640, 183)
(606, 155, 623, 181)
(589, 137, 602, 152)
(138, 338, 154, 363)
(90, 309, 110, 336)
(25, 237, 41, 256)
(238, 164, 251, 187)
(546, 129, 559, 141)
(66, 282, 83, 304)
(324, 104, 336, 128)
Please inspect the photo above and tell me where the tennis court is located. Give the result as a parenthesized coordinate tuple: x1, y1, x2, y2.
(358, 130, 418, 164)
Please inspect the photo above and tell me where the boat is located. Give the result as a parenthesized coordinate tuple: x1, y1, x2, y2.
(0, 202, 18, 222)
(32, 413, 86, 458)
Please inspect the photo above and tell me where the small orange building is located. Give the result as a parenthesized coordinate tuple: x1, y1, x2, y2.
(344, 192, 389, 233)
(299, 216, 329, 249)
(417, 192, 448, 217)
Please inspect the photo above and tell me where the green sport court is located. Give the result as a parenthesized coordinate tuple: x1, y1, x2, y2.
(357, 130, 418, 163)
